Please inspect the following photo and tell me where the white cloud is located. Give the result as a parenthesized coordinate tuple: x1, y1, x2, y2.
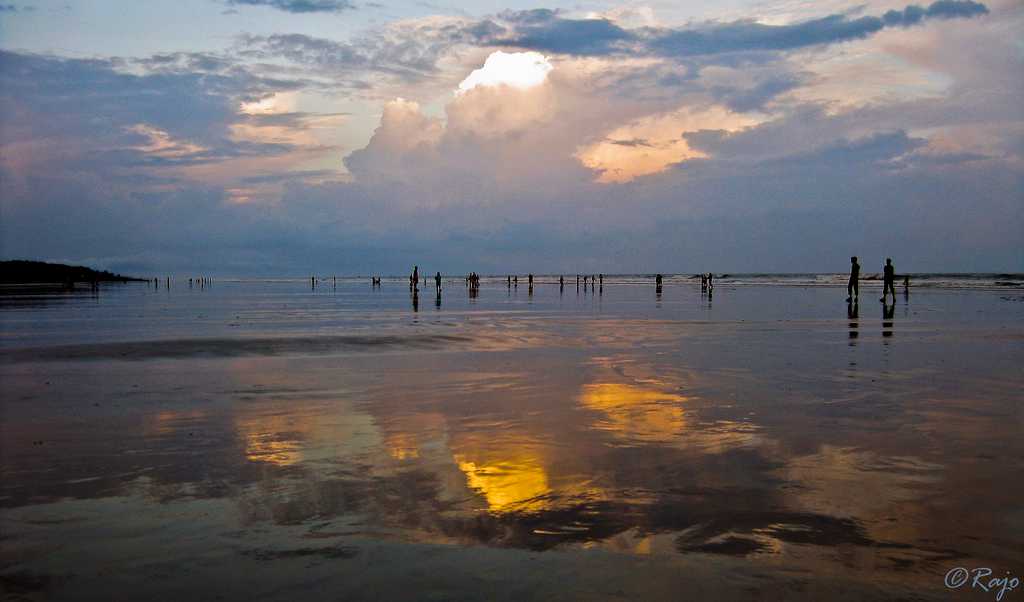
(457, 51, 553, 94)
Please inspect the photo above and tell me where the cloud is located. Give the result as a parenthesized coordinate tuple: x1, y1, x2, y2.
(471, 2, 988, 60)
(225, 0, 355, 13)
(1, 1, 1020, 275)
(648, 1, 988, 58)
(490, 10, 635, 56)
(235, 22, 481, 84)
(577, 105, 765, 183)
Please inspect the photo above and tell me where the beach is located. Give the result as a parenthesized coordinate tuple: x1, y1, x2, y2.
(1, 277, 1022, 600)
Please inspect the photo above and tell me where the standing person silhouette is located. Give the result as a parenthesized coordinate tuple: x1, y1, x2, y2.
(435, 271, 442, 294)
(411, 265, 419, 290)
(846, 256, 860, 302)
(880, 258, 896, 302)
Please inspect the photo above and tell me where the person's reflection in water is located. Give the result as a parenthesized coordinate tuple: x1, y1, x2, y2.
(882, 299, 895, 339)
(848, 299, 859, 344)
(412, 288, 419, 312)
(435, 290, 441, 309)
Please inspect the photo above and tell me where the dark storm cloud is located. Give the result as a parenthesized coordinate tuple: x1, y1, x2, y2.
(647, 1, 988, 58)
(477, 1, 988, 59)
(489, 9, 634, 56)
(883, 0, 988, 25)
(225, 0, 355, 13)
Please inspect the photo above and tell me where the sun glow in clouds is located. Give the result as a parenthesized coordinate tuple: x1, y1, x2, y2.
(457, 51, 553, 94)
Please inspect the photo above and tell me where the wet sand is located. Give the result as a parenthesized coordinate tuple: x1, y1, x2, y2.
(1, 280, 1022, 600)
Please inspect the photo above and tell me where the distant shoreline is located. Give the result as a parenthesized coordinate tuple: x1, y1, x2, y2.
(0, 260, 146, 284)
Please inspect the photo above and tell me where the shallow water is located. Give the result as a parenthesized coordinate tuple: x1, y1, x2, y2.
(1, 280, 1022, 600)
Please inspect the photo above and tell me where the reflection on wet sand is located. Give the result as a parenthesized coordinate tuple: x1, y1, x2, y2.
(237, 414, 305, 466)
(456, 455, 550, 514)
(2, 286, 1023, 600)
(577, 382, 687, 445)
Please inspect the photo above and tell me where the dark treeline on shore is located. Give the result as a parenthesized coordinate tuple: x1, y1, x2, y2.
(0, 260, 145, 284)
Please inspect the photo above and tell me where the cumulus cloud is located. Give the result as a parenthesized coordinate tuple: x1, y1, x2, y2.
(1, 1, 1020, 274)
(457, 51, 552, 93)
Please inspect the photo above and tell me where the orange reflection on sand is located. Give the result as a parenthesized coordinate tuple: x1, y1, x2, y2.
(143, 409, 209, 437)
(455, 454, 551, 514)
(386, 432, 421, 460)
(578, 382, 688, 444)
(236, 414, 304, 466)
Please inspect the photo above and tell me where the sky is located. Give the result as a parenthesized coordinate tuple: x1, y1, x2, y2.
(0, 0, 1021, 275)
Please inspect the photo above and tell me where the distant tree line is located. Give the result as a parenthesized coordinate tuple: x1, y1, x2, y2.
(0, 260, 144, 284)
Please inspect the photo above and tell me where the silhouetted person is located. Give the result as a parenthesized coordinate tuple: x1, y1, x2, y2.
(655, 274, 662, 286)
(880, 258, 895, 302)
(903, 274, 910, 298)
(513, 275, 518, 287)
(559, 275, 564, 290)
(411, 265, 419, 290)
(847, 256, 860, 301)
(707, 273, 713, 290)
(435, 271, 442, 293)
(599, 274, 603, 286)
(507, 275, 511, 288)
(528, 274, 533, 286)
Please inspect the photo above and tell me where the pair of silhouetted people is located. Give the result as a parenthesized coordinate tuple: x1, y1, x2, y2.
(846, 256, 898, 303)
